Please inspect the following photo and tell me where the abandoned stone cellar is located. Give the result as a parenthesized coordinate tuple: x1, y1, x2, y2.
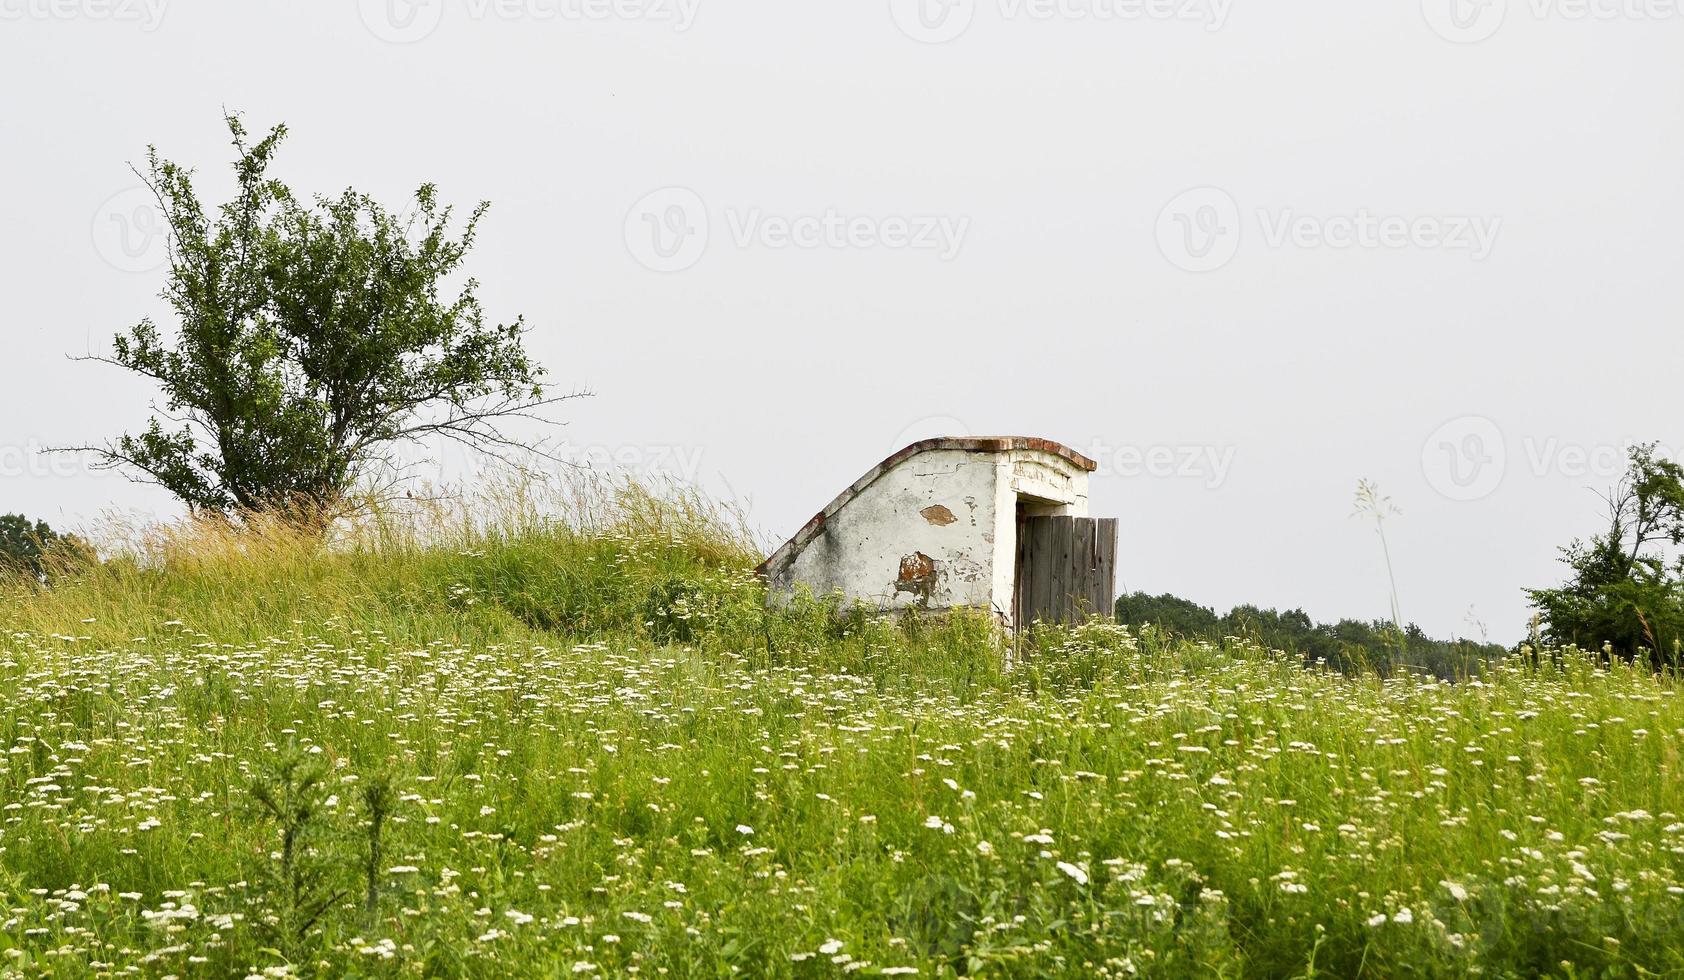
(759, 437, 1118, 630)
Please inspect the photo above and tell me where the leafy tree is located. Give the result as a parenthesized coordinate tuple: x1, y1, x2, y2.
(73, 113, 575, 514)
(1527, 443, 1684, 668)
(0, 515, 59, 578)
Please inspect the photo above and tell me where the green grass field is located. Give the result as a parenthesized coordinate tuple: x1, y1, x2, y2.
(3, 483, 1683, 978)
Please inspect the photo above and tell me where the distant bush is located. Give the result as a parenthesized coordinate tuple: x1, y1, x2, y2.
(0, 514, 88, 580)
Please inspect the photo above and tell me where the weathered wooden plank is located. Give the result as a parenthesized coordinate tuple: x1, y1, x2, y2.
(1093, 519, 1107, 616)
(1033, 517, 1058, 624)
(1084, 520, 1099, 618)
(1086, 522, 1096, 617)
(1096, 518, 1118, 618)
(1055, 517, 1075, 623)
(1093, 518, 1106, 619)
(1033, 517, 1054, 625)
(1073, 517, 1095, 619)
(1030, 518, 1053, 626)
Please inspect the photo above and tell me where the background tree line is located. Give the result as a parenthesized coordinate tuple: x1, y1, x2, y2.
(1113, 591, 1508, 679)
(1116, 444, 1684, 675)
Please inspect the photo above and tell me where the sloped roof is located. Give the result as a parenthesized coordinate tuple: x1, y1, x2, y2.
(757, 437, 1097, 575)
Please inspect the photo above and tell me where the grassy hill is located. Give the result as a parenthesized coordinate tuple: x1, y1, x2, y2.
(3, 481, 1683, 977)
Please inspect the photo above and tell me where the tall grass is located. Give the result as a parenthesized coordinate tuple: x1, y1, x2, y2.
(2, 477, 1684, 977)
(4, 474, 752, 646)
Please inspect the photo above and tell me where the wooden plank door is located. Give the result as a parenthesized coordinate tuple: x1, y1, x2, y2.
(1014, 516, 1117, 628)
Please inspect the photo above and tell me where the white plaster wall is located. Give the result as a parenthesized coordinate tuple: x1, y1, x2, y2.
(775, 449, 1001, 613)
(766, 445, 1093, 624)
(1008, 451, 1089, 515)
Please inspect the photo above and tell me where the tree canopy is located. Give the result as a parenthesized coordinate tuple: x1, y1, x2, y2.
(76, 114, 573, 514)
(1527, 443, 1684, 668)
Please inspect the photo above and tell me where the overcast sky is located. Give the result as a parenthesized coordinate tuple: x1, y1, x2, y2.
(3, 0, 1680, 642)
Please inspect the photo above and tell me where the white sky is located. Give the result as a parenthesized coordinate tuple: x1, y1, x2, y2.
(2, 0, 1680, 643)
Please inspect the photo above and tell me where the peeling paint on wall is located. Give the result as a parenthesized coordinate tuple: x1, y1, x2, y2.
(895, 552, 939, 605)
(920, 504, 958, 526)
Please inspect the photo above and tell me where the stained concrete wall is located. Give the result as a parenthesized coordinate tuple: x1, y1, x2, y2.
(761, 439, 1093, 624)
(770, 448, 997, 612)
